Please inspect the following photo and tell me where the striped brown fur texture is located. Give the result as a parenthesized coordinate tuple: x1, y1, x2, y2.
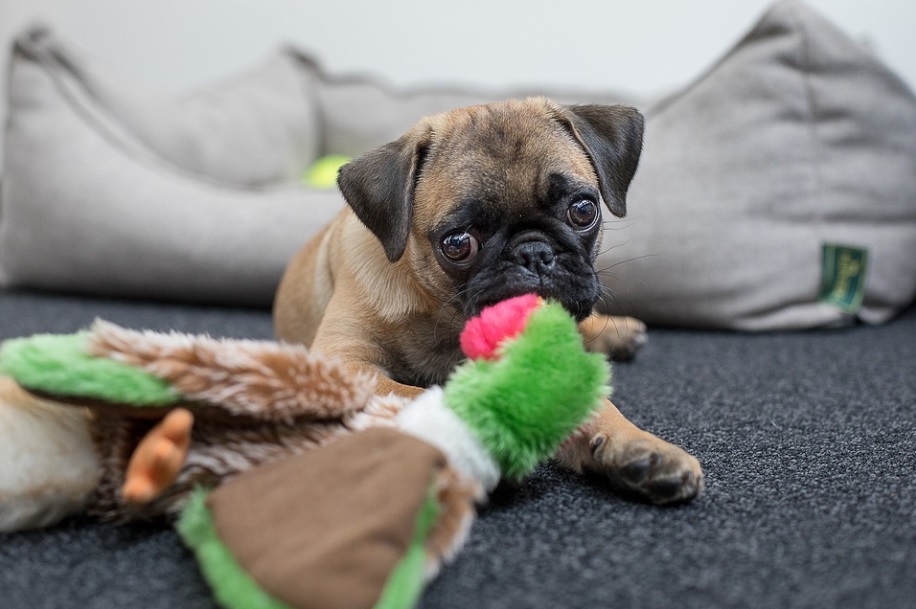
(89, 397, 406, 521)
(87, 319, 376, 424)
(79, 320, 409, 520)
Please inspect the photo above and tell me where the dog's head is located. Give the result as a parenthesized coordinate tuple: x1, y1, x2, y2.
(337, 97, 644, 321)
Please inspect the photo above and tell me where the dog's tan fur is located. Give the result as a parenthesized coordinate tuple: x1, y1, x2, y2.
(275, 98, 703, 504)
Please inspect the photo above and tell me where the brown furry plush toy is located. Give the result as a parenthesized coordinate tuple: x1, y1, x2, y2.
(0, 296, 609, 609)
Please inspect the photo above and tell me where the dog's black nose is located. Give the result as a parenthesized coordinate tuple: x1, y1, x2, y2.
(512, 240, 555, 275)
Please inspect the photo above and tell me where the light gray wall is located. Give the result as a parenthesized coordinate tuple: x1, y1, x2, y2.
(1, 0, 914, 167)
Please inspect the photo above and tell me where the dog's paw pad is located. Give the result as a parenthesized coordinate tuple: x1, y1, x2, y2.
(613, 328, 648, 361)
(594, 438, 704, 505)
(582, 315, 648, 362)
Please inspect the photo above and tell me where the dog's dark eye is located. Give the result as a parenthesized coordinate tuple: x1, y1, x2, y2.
(441, 232, 479, 263)
(567, 199, 599, 230)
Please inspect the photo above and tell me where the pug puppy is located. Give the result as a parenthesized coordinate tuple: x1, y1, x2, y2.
(274, 97, 703, 504)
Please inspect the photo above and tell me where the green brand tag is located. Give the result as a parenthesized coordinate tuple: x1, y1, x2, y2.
(818, 244, 867, 314)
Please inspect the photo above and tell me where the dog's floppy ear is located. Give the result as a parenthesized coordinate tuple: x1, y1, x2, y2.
(558, 104, 644, 218)
(337, 131, 429, 262)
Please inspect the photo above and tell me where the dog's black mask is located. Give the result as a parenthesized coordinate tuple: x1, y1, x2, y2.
(469, 229, 601, 322)
(431, 174, 604, 322)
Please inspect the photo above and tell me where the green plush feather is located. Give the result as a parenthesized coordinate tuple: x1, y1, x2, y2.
(444, 303, 610, 479)
(177, 489, 293, 609)
(372, 483, 440, 609)
(0, 332, 180, 406)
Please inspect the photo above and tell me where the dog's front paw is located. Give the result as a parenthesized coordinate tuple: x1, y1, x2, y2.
(579, 314, 648, 362)
(589, 432, 704, 505)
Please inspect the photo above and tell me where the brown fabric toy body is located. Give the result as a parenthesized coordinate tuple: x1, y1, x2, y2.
(204, 428, 453, 609)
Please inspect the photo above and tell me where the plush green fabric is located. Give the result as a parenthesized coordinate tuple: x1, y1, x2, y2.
(372, 485, 440, 609)
(445, 302, 609, 479)
(0, 332, 179, 405)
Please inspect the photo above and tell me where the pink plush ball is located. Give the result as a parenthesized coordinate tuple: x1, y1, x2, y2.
(459, 294, 541, 360)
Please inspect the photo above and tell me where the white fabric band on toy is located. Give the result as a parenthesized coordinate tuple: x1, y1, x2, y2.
(395, 386, 501, 492)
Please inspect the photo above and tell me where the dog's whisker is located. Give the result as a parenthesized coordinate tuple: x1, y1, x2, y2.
(593, 285, 640, 329)
(595, 253, 658, 275)
(597, 268, 650, 290)
(599, 219, 637, 232)
(432, 289, 472, 343)
(596, 240, 633, 257)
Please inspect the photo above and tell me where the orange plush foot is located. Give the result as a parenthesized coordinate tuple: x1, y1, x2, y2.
(122, 408, 194, 504)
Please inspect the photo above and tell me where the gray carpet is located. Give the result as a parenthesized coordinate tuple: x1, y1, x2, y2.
(1, 288, 914, 609)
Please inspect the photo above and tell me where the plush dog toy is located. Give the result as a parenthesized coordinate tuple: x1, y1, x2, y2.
(0, 295, 610, 609)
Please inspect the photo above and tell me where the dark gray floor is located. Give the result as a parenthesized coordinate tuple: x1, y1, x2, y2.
(1, 288, 914, 609)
